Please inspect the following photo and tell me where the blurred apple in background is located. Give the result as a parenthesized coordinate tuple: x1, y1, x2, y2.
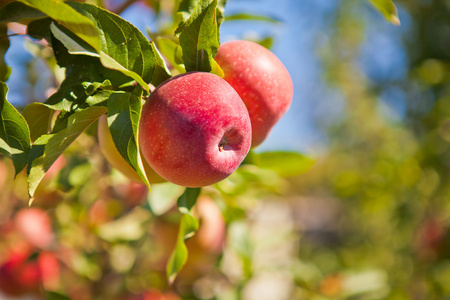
(0, 248, 60, 297)
(0, 248, 41, 297)
(14, 208, 54, 249)
(113, 181, 149, 207)
(215, 40, 294, 148)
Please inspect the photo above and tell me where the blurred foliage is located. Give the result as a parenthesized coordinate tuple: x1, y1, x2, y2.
(1, 0, 450, 299)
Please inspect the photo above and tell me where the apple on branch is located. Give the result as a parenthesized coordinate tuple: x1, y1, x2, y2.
(139, 72, 252, 187)
(214, 40, 294, 148)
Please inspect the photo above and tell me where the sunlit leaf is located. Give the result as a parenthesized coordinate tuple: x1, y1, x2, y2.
(166, 187, 201, 284)
(18, 0, 101, 49)
(368, 0, 400, 25)
(106, 89, 151, 190)
(156, 37, 186, 74)
(27, 106, 107, 202)
(0, 82, 30, 176)
(67, 1, 171, 88)
(22, 102, 57, 142)
(176, 0, 221, 73)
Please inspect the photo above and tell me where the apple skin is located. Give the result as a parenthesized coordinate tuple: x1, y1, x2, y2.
(139, 72, 252, 187)
(98, 114, 165, 184)
(214, 40, 294, 148)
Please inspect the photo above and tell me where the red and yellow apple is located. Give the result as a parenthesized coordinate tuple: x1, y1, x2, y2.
(98, 114, 165, 184)
(214, 40, 294, 147)
(139, 72, 252, 187)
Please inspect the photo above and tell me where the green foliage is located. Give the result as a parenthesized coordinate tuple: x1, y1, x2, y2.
(368, 0, 400, 25)
(106, 89, 151, 188)
(166, 187, 201, 283)
(0, 82, 30, 175)
(176, 0, 222, 74)
(0, 24, 10, 81)
(27, 106, 106, 202)
(18, 0, 101, 49)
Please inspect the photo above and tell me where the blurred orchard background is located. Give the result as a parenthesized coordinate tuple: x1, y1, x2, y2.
(1, 0, 450, 299)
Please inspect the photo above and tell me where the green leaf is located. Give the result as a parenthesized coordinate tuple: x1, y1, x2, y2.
(26, 17, 53, 42)
(255, 151, 315, 178)
(17, 0, 101, 49)
(216, 0, 227, 27)
(156, 37, 186, 74)
(0, 1, 46, 24)
(166, 187, 201, 283)
(0, 24, 11, 82)
(49, 22, 98, 57)
(67, 1, 171, 88)
(27, 106, 106, 202)
(22, 102, 57, 142)
(106, 89, 151, 189)
(45, 291, 71, 300)
(0, 82, 31, 176)
(176, 0, 221, 73)
(177, 187, 202, 213)
(225, 13, 280, 23)
(368, 0, 400, 25)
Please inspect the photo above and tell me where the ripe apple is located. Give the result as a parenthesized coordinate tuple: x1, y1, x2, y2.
(214, 40, 294, 147)
(98, 114, 165, 184)
(139, 72, 252, 187)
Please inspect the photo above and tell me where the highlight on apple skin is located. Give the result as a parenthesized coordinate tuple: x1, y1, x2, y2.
(98, 114, 165, 184)
(139, 72, 252, 187)
(214, 40, 294, 148)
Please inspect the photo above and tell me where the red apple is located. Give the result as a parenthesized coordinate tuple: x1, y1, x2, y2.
(98, 114, 166, 184)
(37, 251, 60, 290)
(214, 40, 294, 147)
(139, 72, 251, 187)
